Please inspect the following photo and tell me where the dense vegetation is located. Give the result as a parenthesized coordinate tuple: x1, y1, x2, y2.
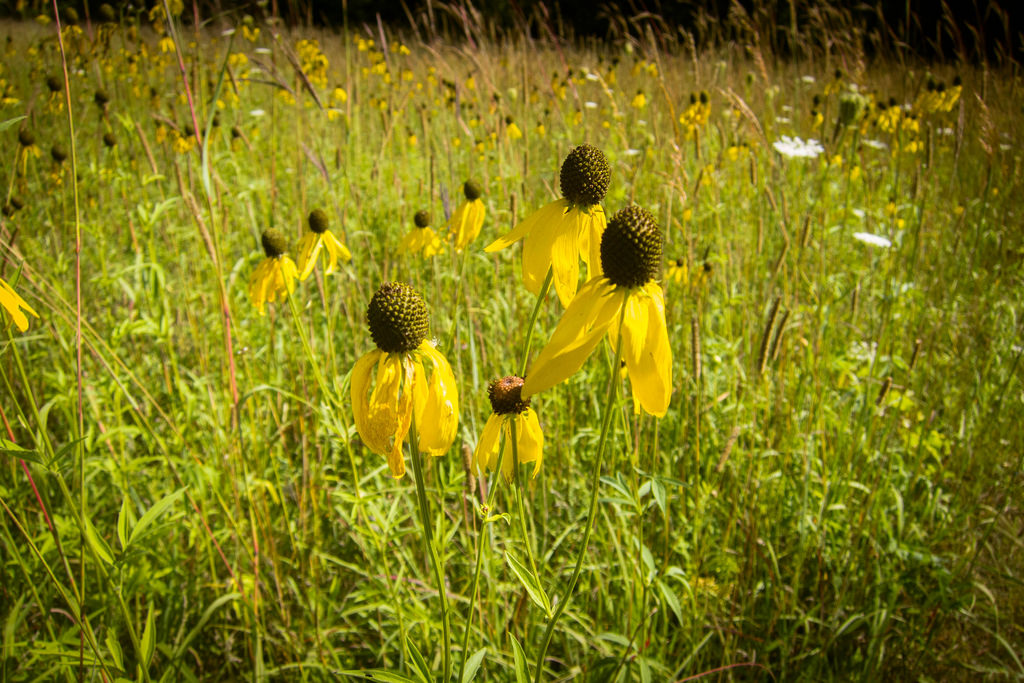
(1, 2, 1021, 681)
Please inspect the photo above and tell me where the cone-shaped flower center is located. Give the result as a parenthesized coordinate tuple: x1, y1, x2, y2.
(51, 144, 67, 163)
(308, 208, 330, 234)
(414, 210, 430, 228)
(367, 282, 429, 354)
(261, 228, 287, 258)
(488, 375, 530, 415)
(600, 205, 662, 289)
(463, 180, 482, 201)
(46, 75, 62, 93)
(18, 130, 35, 148)
(559, 143, 610, 207)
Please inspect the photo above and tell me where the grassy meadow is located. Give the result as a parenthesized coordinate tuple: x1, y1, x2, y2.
(1, 3, 1023, 681)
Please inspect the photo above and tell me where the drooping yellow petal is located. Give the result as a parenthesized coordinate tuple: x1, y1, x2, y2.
(520, 200, 574, 296)
(473, 413, 503, 477)
(247, 258, 274, 314)
(579, 204, 606, 282)
(547, 206, 588, 307)
(0, 277, 38, 332)
(296, 231, 322, 280)
(322, 230, 352, 273)
(450, 198, 486, 252)
(414, 342, 459, 456)
(280, 256, 298, 295)
(516, 409, 544, 478)
(351, 348, 383, 450)
(363, 354, 416, 477)
(522, 278, 623, 398)
(485, 198, 569, 253)
(621, 283, 672, 417)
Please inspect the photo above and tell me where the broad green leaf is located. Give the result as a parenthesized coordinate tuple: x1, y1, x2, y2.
(651, 478, 667, 514)
(505, 551, 551, 616)
(128, 487, 186, 547)
(509, 633, 530, 683)
(461, 647, 487, 683)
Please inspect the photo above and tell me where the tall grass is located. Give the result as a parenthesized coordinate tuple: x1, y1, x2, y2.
(0, 2, 1021, 681)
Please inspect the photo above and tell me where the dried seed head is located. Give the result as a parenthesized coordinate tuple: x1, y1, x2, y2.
(367, 282, 429, 354)
(463, 180, 482, 200)
(103, 132, 116, 148)
(308, 208, 330, 234)
(51, 143, 67, 163)
(261, 228, 287, 258)
(559, 143, 610, 207)
(94, 89, 109, 107)
(600, 205, 663, 289)
(414, 210, 430, 228)
(488, 375, 530, 415)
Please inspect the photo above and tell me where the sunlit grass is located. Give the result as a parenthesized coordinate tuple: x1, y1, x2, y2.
(0, 4, 1022, 682)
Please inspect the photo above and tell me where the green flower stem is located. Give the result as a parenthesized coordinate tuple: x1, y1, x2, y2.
(519, 266, 554, 377)
(285, 286, 361, 497)
(532, 300, 627, 682)
(407, 412, 452, 683)
(511, 418, 545, 611)
(456, 427, 510, 683)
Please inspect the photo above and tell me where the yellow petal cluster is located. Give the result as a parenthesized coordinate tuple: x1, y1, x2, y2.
(296, 230, 352, 280)
(523, 277, 671, 417)
(351, 341, 459, 478)
(0, 277, 39, 332)
(247, 256, 298, 315)
(474, 409, 544, 480)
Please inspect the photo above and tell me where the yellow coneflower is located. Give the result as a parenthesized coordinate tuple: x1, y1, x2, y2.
(248, 228, 298, 315)
(0, 276, 38, 332)
(350, 282, 459, 478)
(296, 208, 351, 280)
(523, 206, 672, 417)
(485, 143, 610, 307)
(474, 375, 544, 480)
(399, 210, 444, 258)
(631, 89, 647, 109)
(448, 180, 486, 252)
(505, 115, 523, 140)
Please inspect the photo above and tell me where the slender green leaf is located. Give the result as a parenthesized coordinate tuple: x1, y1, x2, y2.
(0, 438, 43, 465)
(128, 487, 187, 547)
(337, 671, 420, 683)
(461, 647, 487, 683)
(0, 115, 26, 133)
(405, 640, 432, 683)
(505, 551, 551, 616)
(509, 633, 530, 683)
(140, 606, 155, 670)
(83, 515, 114, 566)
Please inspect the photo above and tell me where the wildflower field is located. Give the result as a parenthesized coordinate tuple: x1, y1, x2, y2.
(1, 3, 1023, 681)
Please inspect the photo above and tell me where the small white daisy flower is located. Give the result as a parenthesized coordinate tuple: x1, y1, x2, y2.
(772, 135, 824, 158)
(853, 232, 892, 248)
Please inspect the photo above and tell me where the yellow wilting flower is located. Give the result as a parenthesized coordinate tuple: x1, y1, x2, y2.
(504, 115, 523, 140)
(631, 89, 647, 109)
(0, 276, 38, 332)
(399, 210, 443, 258)
(296, 209, 351, 280)
(523, 206, 672, 417)
(448, 180, 486, 252)
(248, 228, 298, 315)
(351, 282, 459, 478)
(474, 375, 543, 480)
(485, 143, 610, 308)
